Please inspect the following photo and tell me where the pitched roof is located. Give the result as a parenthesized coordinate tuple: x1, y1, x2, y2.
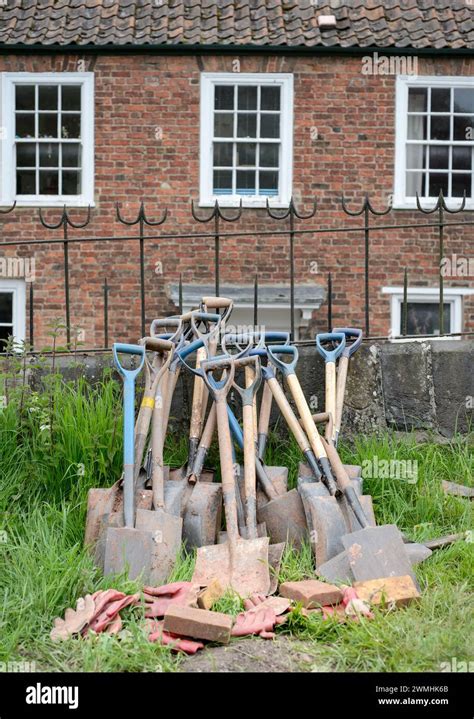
(0, 0, 473, 51)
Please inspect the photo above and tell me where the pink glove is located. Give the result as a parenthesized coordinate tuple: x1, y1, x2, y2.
(232, 606, 287, 639)
(146, 620, 204, 655)
(143, 582, 199, 618)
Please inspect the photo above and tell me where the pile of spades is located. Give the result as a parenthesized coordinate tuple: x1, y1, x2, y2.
(84, 296, 463, 605)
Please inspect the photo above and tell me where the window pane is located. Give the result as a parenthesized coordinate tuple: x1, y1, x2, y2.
(237, 113, 257, 138)
(61, 114, 81, 139)
(452, 174, 471, 197)
(62, 143, 81, 168)
(214, 113, 233, 138)
(406, 171, 426, 196)
(429, 173, 449, 197)
(404, 302, 450, 336)
(39, 113, 58, 138)
(17, 170, 36, 194)
(430, 116, 450, 141)
(236, 170, 256, 194)
(259, 170, 278, 196)
(261, 86, 280, 111)
(452, 146, 472, 170)
(62, 171, 81, 195)
(39, 85, 58, 110)
(406, 145, 426, 170)
(62, 85, 81, 111)
(17, 143, 36, 168)
(39, 170, 59, 194)
(236, 143, 256, 166)
(453, 115, 474, 141)
(260, 143, 279, 167)
(15, 85, 35, 111)
(454, 88, 474, 114)
(39, 143, 59, 167)
(431, 88, 450, 112)
(213, 169, 232, 194)
(407, 115, 427, 140)
(0, 325, 13, 351)
(213, 142, 233, 167)
(260, 114, 280, 138)
(215, 86, 234, 110)
(429, 146, 449, 169)
(238, 86, 257, 111)
(408, 87, 427, 112)
(16, 114, 35, 138)
(0, 293, 13, 322)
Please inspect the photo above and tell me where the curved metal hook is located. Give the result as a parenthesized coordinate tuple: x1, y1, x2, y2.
(38, 204, 91, 230)
(290, 196, 317, 220)
(191, 198, 242, 223)
(415, 191, 440, 215)
(0, 201, 16, 215)
(116, 200, 168, 226)
(341, 193, 391, 217)
(443, 191, 467, 214)
(266, 197, 291, 220)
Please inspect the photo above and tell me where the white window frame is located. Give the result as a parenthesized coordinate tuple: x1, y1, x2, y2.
(0, 279, 26, 347)
(200, 72, 293, 208)
(382, 286, 474, 341)
(0, 72, 94, 207)
(394, 75, 474, 210)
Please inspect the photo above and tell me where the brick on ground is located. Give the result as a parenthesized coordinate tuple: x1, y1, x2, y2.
(163, 605, 232, 644)
(279, 579, 343, 608)
(354, 575, 420, 607)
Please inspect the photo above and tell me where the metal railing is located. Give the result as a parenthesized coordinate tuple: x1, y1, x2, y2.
(0, 190, 473, 351)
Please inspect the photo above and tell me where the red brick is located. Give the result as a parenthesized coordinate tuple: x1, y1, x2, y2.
(279, 579, 343, 607)
(163, 605, 232, 643)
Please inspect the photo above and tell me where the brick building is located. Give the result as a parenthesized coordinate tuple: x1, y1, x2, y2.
(0, 0, 473, 348)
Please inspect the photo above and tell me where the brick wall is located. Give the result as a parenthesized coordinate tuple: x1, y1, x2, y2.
(0, 52, 473, 347)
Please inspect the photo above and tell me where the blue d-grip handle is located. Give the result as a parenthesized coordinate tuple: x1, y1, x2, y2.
(266, 344, 298, 377)
(332, 327, 363, 358)
(112, 343, 145, 527)
(315, 332, 346, 363)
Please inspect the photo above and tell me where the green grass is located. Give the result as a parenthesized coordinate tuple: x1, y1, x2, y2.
(0, 376, 472, 672)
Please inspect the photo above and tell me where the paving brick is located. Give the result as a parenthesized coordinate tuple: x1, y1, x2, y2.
(197, 579, 225, 610)
(279, 579, 343, 608)
(353, 575, 420, 607)
(163, 605, 232, 644)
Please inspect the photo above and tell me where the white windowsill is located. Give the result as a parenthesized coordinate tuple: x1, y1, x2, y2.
(392, 199, 474, 211)
(199, 197, 290, 209)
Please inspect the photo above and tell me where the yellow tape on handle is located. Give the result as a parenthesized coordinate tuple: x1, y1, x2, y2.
(141, 396, 155, 410)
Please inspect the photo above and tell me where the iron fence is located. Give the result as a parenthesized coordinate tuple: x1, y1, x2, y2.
(0, 190, 473, 352)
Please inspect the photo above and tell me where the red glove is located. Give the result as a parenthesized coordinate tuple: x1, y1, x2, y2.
(232, 606, 287, 639)
(89, 593, 140, 634)
(146, 620, 204, 655)
(143, 582, 199, 618)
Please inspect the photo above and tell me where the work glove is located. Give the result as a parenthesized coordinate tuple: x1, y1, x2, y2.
(146, 619, 204, 654)
(143, 582, 200, 618)
(232, 594, 290, 639)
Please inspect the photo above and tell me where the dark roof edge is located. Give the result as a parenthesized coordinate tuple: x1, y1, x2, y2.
(0, 43, 473, 56)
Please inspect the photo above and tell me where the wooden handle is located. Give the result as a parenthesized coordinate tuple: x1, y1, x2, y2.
(242, 403, 258, 538)
(325, 361, 337, 440)
(335, 355, 349, 437)
(245, 364, 259, 444)
(215, 398, 240, 544)
(267, 376, 310, 454)
(151, 384, 165, 509)
(189, 346, 207, 440)
(201, 296, 233, 309)
(321, 436, 351, 492)
(286, 373, 327, 459)
(258, 381, 273, 437)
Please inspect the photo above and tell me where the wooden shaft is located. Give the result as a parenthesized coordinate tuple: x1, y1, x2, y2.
(335, 355, 349, 437)
(189, 346, 207, 440)
(320, 436, 351, 492)
(215, 397, 240, 544)
(245, 364, 259, 444)
(286, 373, 327, 459)
(199, 402, 217, 450)
(242, 403, 258, 538)
(151, 382, 165, 509)
(258, 380, 273, 437)
(325, 361, 337, 440)
(162, 365, 181, 439)
(267, 376, 311, 454)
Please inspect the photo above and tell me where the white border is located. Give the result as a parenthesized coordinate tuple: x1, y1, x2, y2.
(0, 278, 26, 345)
(0, 72, 95, 208)
(200, 72, 293, 208)
(393, 75, 474, 210)
(382, 286, 474, 340)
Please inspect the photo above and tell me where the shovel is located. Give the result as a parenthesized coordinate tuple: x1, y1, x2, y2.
(231, 355, 285, 593)
(332, 327, 363, 446)
(104, 343, 164, 581)
(192, 356, 270, 597)
(316, 332, 346, 444)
